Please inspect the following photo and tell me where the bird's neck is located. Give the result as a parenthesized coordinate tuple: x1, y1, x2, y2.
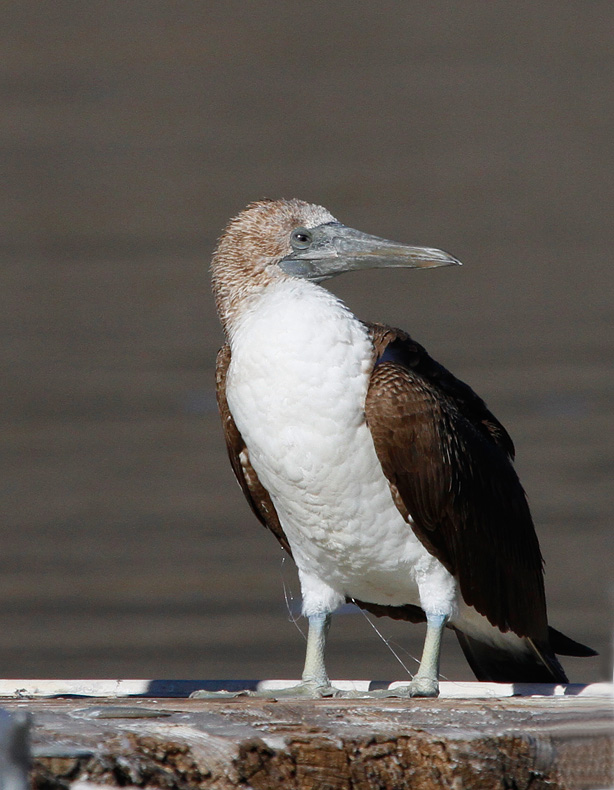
(226, 278, 355, 346)
(225, 280, 374, 401)
(226, 278, 375, 452)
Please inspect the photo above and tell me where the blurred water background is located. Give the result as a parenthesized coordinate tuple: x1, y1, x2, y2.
(1, 2, 612, 682)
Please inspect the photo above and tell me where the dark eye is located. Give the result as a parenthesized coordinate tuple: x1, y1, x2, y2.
(291, 227, 313, 250)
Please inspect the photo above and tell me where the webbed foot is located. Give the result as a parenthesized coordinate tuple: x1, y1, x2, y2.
(263, 680, 340, 698)
(189, 688, 257, 699)
(189, 680, 341, 699)
(365, 676, 440, 698)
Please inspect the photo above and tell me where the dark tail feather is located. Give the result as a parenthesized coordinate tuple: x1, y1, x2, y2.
(454, 630, 569, 683)
(548, 626, 598, 657)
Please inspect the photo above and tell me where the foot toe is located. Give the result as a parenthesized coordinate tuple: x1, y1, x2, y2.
(268, 681, 339, 698)
(189, 682, 340, 699)
(391, 677, 440, 698)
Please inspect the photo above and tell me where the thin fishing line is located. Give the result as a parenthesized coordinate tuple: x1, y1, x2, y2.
(280, 556, 306, 641)
(352, 599, 415, 678)
(384, 636, 450, 681)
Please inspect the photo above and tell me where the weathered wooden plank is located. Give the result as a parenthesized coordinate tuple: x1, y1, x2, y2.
(5, 693, 611, 790)
(0, 679, 611, 699)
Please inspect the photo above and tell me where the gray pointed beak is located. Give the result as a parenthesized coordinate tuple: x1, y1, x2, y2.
(279, 222, 461, 281)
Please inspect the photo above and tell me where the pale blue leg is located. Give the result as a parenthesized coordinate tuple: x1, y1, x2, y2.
(301, 613, 332, 687)
(253, 612, 336, 697)
(407, 613, 447, 696)
(190, 612, 337, 699)
(362, 613, 447, 699)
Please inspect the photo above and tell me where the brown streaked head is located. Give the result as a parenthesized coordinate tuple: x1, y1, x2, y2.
(211, 198, 460, 334)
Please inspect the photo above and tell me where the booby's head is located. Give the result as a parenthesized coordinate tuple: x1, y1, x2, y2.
(211, 198, 460, 333)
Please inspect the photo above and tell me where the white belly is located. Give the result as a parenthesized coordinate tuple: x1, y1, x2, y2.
(227, 280, 457, 619)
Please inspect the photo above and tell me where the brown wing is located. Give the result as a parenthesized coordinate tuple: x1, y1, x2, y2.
(215, 344, 292, 555)
(364, 323, 547, 639)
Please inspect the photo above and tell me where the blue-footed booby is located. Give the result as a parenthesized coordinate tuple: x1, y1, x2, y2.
(211, 198, 595, 697)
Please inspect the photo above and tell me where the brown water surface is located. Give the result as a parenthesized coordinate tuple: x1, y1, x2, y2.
(0, 3, 612, 682)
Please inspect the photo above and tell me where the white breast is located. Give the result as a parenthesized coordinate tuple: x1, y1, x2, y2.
(226, 279, 457, 620)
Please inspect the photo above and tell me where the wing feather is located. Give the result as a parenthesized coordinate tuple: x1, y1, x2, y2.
(215, 344, 292, 555)
(365, 323, 547, 639)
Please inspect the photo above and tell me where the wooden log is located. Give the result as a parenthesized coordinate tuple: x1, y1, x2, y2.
(2, 685, 609, 790)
